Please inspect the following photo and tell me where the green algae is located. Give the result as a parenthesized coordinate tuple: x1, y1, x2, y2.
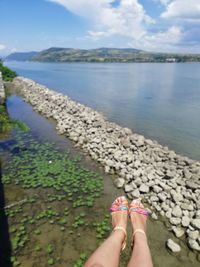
(0, 130, 108, 266)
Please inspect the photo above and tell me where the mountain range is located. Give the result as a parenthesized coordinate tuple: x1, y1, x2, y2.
(4, 47, 200, 63)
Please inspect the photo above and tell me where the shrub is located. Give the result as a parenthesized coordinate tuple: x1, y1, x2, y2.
(0, 62, 17, 81)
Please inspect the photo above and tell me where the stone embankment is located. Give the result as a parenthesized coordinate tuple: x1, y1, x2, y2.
(13, 76, 200, 252)
(0, 72, 5, 104)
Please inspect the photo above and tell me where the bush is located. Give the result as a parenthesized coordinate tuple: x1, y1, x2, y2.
(0, 62, 17, 81)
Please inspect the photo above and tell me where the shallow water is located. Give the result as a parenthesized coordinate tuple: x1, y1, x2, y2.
(0, 95, 199, 266)
(5, 61, 200, 160)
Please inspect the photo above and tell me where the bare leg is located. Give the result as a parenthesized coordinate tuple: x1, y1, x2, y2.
(127, 200, 153, 267)
(85, 197, 128, 267)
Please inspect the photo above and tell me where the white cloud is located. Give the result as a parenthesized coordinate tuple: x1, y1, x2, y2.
(161, 0, 200, 19)
(158, 0, 172, 6)
(128, 26, 183, 52)
(0, 44, 6, 50)
(47, 0, 186, 51)
(48, 0, 154, 40)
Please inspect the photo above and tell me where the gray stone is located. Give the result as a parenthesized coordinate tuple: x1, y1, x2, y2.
(131, 188, 140, 198)
(172, 205, 182, 218)
(171, 192, 183, 203)
(188, 239, 200, 251)
(172, 226, 185, 238)
(139, 184, 149, 193)
(170, 217, 181, 225)
(166, 239, 181, 252)
(191, 219, 200, 230)
(187, 230, 199, 240)
(153, 185, 163, 193)
(125, 184, 133, 193)
(182, 216, 191, 227)
(151, 212, 158, 220)
(186, 180, 199, 190)
(181, 203, 194, 211)
(115, 178, 125, 188)
(158, 192, 167, 202)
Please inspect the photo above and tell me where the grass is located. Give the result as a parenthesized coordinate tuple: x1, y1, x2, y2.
(0, 61, 17, 81)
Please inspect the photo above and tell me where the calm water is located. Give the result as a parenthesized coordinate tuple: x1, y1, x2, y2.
(5, 61, 200, 160)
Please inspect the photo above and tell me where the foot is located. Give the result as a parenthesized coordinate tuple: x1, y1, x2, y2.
(110, 196, 128, 250)
(129, 199, 148, 242)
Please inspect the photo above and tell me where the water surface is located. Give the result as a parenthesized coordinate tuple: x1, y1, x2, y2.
(5, 61, 200, 160)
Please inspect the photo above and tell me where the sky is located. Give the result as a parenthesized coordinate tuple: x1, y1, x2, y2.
(0, 0, 200, 56)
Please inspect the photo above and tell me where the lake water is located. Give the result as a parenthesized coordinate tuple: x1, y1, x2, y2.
(5, 61, 200, 160)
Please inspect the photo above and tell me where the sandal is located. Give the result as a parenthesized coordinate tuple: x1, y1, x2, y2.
(110, 196, 128, 251)
(129, 199, 148, 248)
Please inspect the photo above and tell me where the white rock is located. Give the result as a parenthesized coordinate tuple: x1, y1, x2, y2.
(188, 239, 200, 251)
(191, 219, 200, 230)
(170, 217, 181, 225)
(131, 188, 140, 198)
(187, 230, 199, 240)
(115, 178, 125, 188)
(172, 226, 185, 238)
(182, 216, 191, 227)
(139, 184, 149, 193)
(172, 205, 182, 218)
(125, 184, 133, 193)
(166, 239, 181, 252)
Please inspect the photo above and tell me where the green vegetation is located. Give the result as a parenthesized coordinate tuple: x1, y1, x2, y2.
(0, 60, 17, 81)
(5, 47, 200, 63)
(0, 103, 29, 133)
(0, 130, 109, 265)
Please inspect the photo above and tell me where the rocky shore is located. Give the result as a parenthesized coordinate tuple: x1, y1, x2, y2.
(12, 76, 200, 253)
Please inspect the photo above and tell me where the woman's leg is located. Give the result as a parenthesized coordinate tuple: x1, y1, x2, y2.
(84, 196, 128, 267)
(127, 200, 153, 267)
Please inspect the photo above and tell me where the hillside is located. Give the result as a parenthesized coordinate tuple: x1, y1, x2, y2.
(5, 47, 200, 63)
(5, 51, 38, 61)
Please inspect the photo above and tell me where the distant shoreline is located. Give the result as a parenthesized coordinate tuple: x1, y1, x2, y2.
(5, 47, 200, 63)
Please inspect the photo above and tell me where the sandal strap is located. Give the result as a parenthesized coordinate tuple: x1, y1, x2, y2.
(131, 229, 146, 249)
(129, 207, 148, 216)
(113, 226, 127, 251)
(133, 229, 146, 237)
(110, 205, 129, 212)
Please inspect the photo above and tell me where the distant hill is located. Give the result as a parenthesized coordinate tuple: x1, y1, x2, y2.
(5, 51, 38, 61)
(5, 47, 200, 63)
(32, 47, 143, 62)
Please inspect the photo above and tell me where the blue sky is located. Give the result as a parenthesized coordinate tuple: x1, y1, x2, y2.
(0, 0, 200, 56)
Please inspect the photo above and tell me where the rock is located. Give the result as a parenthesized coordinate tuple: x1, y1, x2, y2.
(171, 205, 182, 218)
(153, 185, 162, 193)
(186, 180, 199, 190)
(166, 239, 181, 252)
(181, 203, 194, 211)
(115, 178, 125, 188)
(188, 239, 200, 251)
(131, 188, 140, 198)
(187, 230, 199, 240)
(125, 184, 133, 193)
(158, 192, 167, 202)
(150, 196, 159, 202)
(172, 226, 185, 238)
(182, 216, 191, 227)
(151, 212, 158, 220)
(171, 192, 183, 203)
(139, 184, 149, 193)
(170, 217, 181, 225)
(191, 219, 200, 230)
(106, 159, 115, 167)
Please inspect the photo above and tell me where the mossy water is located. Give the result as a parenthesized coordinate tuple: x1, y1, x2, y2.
(0, 130, 113, 266)
(0, 94, 200, 267)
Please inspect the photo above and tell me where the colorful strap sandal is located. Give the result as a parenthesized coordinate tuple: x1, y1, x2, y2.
(129, 199, 148, 248)
(110, 196, 128, 251)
